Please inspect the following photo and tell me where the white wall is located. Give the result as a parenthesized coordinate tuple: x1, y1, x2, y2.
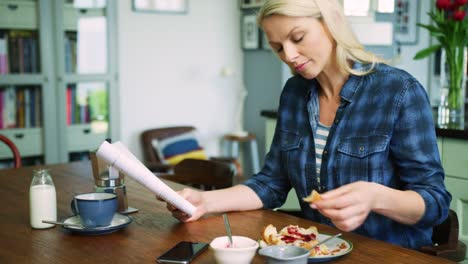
(117, 1, 242, 159)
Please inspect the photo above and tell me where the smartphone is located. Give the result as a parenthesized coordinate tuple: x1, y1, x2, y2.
(156, 241, 209, 264)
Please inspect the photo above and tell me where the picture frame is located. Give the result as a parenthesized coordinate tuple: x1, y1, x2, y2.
(242, 14, 260, 50)
(240, 0, 264, 9)
(132, 0, 188, 14)
(394, 0, 419, 45)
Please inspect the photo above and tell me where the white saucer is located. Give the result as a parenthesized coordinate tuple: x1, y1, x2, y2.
(62, 213, 132, 235)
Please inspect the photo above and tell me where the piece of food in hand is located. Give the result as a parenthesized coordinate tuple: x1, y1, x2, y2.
(303, 190, 322, 203)
(260, 224, 329, 256)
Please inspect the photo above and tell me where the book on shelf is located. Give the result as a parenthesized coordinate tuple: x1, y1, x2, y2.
(64, 36, 72, 73)
(67, 84, 88, 125)
(76, 85, 89, 124)
(24, 87, 42, 128)
(0, 86, 42, 129)
(16, 89, 25, 128)
(17, 38, 24, 74)
(22, 38, 33, 73)
(29, 38, 38, 73)
(74, 85, 79, 123)
(8, 34, 19, 73)
(66, 86, 72, 125)
(65, 32, 77, 73)
(0, 31, 9, 75)
(3, 86, 16, 128)
(0, 90, 3, 128)
(24, 88, 31, 127)
(6, 30, 39, 74)
(70, 85, 76, 124)
(29, 87, 36, 127)
(34, 87, 41, 127)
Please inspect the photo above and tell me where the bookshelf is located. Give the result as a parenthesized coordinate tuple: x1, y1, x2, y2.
(0, 0, 119, 165)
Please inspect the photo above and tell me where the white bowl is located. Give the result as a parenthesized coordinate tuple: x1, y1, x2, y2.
(210, 236, 259, 264)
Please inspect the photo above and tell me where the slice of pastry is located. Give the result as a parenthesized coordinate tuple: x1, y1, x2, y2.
(303, 190, 322, 203)
(261, 224, 280, 245)
(279, 225, 319, 249)
(260, 224, 329, 256)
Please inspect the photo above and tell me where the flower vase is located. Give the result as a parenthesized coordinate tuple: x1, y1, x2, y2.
(438, 47, 467, 128)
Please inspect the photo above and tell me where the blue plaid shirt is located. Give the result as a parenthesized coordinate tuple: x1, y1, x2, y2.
(243, 63, 451, 249)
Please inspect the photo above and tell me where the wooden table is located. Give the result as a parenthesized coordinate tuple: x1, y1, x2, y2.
(0, 161, 454, 263)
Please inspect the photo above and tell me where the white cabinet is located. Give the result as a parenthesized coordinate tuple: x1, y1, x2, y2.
(0, 128, 42, 159)
(0, 1, 38, 29)
(439, 138, 468, 261)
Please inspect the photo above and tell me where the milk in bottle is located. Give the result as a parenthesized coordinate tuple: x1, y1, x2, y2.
(29, 169, 57, 228)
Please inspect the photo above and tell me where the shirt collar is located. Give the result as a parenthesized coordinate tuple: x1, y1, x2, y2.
(339, 62, 369, 103)
(304, 62, 370, 102)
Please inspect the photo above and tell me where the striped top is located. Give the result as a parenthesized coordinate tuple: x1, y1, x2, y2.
(315, 122, 330, 185)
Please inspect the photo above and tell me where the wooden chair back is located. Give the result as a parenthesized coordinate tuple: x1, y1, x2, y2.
(419, 209, 467, 262)
(0, 134, 21, 168)
(158, 158, 235, 190)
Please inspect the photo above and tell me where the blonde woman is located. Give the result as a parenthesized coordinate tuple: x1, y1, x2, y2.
(162, 0, 451, 250)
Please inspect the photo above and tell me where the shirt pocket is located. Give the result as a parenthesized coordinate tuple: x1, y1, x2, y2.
(279, 130, 302, 183)
(335, 135, 389, 185)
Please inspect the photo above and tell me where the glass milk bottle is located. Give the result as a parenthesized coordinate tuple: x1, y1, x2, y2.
(29, 169, 57, 228)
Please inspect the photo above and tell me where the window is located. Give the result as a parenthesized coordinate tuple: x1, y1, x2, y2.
(343, 0, 370, 16)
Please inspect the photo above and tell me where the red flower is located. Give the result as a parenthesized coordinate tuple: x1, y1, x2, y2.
(437, 0, 452, 10)
(454, 0, 468, 6)
(453, 10, 466, 20)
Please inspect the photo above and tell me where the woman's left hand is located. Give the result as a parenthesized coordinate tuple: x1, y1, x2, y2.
(311, 181, 379, 232)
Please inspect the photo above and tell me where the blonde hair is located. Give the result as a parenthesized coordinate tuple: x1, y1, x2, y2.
(257, 0, 384, 76)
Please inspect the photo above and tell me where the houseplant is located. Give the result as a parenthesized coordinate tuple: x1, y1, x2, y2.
(414, 0, 468, 125)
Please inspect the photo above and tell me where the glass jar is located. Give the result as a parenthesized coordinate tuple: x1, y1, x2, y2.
(439, 47, 467, 128)
(29, 169, 57, 229)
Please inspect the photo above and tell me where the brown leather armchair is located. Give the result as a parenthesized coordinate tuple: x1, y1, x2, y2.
(141, 126, 242, 176)
(419, 209, 466, 262)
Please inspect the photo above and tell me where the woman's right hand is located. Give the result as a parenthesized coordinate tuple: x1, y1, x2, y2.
(158, 188, 207, 223)
(157, 185, 263, 222)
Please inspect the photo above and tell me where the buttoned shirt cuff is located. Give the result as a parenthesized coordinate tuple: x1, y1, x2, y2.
(241, 181, 281, 209)
(412, 189, 447, 228)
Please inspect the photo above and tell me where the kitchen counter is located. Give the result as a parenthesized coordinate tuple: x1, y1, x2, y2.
(260, 110, 468, 140)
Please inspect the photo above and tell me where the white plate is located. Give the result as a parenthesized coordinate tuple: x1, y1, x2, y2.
(259, 233, 352, 263)
(62, 213, 132, 235)
(307, 234, 353, 263)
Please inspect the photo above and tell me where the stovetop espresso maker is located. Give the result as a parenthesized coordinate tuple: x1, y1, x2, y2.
(90, 146, 137, 214)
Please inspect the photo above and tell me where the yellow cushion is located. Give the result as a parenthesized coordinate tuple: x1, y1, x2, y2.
(165, 149, 208, 165)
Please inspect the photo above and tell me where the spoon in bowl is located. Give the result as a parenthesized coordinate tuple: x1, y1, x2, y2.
(222, 214, 233, 247)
